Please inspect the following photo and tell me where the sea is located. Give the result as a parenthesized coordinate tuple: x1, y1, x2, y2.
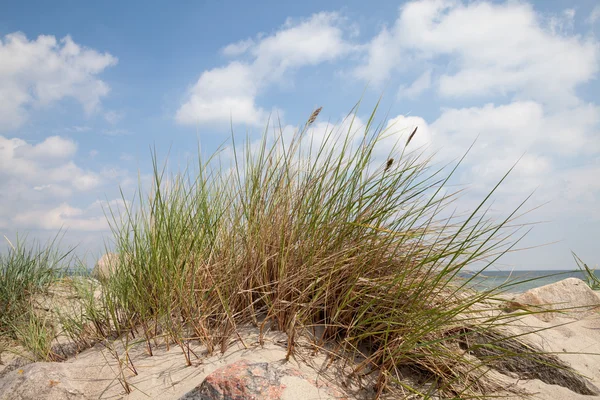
(458, 270, 600, 293)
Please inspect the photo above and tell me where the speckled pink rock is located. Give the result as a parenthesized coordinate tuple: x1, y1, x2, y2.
(179, 359, 347, 400)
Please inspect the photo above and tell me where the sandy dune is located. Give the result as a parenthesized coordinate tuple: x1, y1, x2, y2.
(1, 282, 599, 399)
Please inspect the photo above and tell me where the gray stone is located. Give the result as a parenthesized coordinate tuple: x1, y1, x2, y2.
(0, 362, 86, 400)
(0, 356, 32, 379)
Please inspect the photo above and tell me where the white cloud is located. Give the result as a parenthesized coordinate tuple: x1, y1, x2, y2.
(217, 98, 597, 221)
(348, 1, 600, 227)
(300, 113, 366, 156)
(349, 1, 600, 222)
(0, 136, 101, 194)
(13, 203, 109, 232)
(71, 170, 102, 190)
(217, 111, 368, 177)
(31, 184, 72, 198)
(12, 198, 131, 232)
(222, 38, 256, 57)
(547, 8, 576, 35)
(349, 1, 599, 269)
(587, 5, 600, 25)
(430, 101, 546, 157)
(100, 166, 136, 189)
(104, 110, 124, 125)
(353, 26, 401, 86)
(557, 161, 600, 206)
(397, 69, 432, 98)
(383, 114, 431, 152)
(176, 62, 266, 126)
(176, 12, 355, 127)
(0, 134, 111, 231)
(354, 1, 599, 106)
(0, 136, 93, 183)
(250, 13, 353, 76)
(14, 136, 77, 163)
(64, 126, 91, 133)
(430, 101, 599, 159)
(0, 32, 117, 131)
(382, 100, 600, 215)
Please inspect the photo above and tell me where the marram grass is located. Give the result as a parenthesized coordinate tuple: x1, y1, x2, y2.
(573, 252, 600, 290)
(0, 234, 68, 338)
(99, 103, 543, 398)
(0, 234, 73, 361)
(6, 103, 591, 398)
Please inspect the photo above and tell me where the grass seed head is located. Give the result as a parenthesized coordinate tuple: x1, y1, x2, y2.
(406, 126, 418, 146)
(307, 106, 322, 125)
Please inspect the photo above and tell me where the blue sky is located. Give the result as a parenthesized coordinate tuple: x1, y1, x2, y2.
(0, 0, 599, 270)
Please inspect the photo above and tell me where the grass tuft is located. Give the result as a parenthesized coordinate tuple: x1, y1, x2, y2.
(573, 252, 600, 290)
(8, 104, 591, 398)
(0, 234, 69, 340)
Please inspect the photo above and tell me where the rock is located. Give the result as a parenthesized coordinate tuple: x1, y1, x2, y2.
(507, 278, 600, 322)
(0, 362, 86, 400)
(0, 356, 32, 379)
(51, 341, 82, 361)
(91, 253, 120, 281)
(179, 359, 346, 400)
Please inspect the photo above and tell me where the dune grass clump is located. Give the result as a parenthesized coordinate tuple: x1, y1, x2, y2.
(0, 236, 65, 337)
(573, 252, 600, 290)
(0, 235, 72, 360)
(94, 104, 587, 398)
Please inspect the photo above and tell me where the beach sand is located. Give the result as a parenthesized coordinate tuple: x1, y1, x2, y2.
(1, 283, 599, 399)
(500, 310, 600, 400)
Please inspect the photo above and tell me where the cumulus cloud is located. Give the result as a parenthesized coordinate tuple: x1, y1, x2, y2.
(0, 32, 117, 131)
(354, 0, 599, 106)
(384, 115, 431, 152)
(221, 38, 256, 57)
(216, 111, 369, 177)
(382, 100, 600, 217)
(346, 0, 600, 229)
(13, 203, 108, 232)
(0, 136, 97, 185)
(176, 12, 356, 127)
(586, 5, 600, 25)
(0, 134, 123, 231)
(429, 101, 599, 164)
(248, 13, 354, 74)
(12, 198, 130, 232)
(14, 135, 77, 163)
(176, 62, 266, 126)
(397, 69, 432, 98)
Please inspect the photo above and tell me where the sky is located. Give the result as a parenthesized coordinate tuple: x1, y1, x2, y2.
(0, 0, 599, 270)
